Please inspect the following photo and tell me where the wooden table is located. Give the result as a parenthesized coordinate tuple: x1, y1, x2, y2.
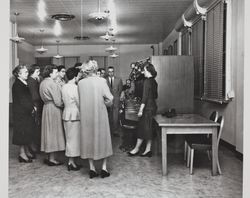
(154, 114, 220, 176)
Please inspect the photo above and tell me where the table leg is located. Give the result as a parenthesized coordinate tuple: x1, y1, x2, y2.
(162, 128, 167, 175)
(212, 127, 218, 176)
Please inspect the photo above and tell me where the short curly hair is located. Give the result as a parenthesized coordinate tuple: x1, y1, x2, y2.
(12, 65, 27, 78)
(81, 60, 98, 75)
(42, 65, 58, 78)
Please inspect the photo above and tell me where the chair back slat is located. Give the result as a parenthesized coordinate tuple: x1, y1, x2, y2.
(209, 111, 219, 122)
(217, 116, 224, 147)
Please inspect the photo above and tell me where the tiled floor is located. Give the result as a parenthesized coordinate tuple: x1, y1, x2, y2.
(9, 129, 242, 198)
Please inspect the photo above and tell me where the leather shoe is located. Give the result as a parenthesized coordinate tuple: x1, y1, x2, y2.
(140, 151, 152, 157)
(100, 170, 110, 178)
(89, 170, 99, 179)
(44, 159, 63, 166)
(127, 151, 139, 157)
(18, 156, 32, 163)
(67, 163, 80, 171)
(27, 154, 36, 160)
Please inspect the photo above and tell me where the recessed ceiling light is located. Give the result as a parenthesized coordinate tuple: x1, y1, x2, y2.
(74, 36, 90, 40)
(51, 13, 75, 21)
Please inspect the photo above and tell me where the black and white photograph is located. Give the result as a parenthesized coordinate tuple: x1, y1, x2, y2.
(1, 0, 250, 197)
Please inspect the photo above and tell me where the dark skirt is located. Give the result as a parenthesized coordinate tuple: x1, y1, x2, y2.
(137, 109, 156, 140)
(12, 113, 34, 146)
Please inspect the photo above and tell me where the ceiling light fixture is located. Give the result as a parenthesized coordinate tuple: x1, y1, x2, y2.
(105, 45, 117, 52)
(10, 12, 25, 43)
(89, 0, 109, 21)
(100, 31, 113, 41)
(51, 13, 75, 21)
(109, 53, 119, 58)
(36, 29, 48, 54)
(106, 39, 117, 52)
(53, 40, 63, 59)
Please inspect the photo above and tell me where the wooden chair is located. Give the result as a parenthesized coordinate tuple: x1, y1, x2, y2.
(186, 116, 224, 175)
(184, 111, 218, 161)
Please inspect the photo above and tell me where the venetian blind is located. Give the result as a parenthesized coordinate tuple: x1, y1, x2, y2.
(204, 1, 225, 101)
(181, 29, 189, 55)
(192, 19, 204, 98)
(168, 45, 173, 55)
(173, 40, 178, 55)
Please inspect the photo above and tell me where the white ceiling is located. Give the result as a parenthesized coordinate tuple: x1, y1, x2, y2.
(10, 0, 193, 45)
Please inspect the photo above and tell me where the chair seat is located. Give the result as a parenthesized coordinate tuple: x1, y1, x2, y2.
(120, 119, 137, 130)
(122, 124, 137, 130)
(185, 135, 212, 150)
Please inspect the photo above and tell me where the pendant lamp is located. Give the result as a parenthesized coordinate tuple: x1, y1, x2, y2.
(10, 12, 25, 43)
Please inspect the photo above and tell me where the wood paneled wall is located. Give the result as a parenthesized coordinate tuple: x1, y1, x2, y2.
(151, 56, 194, 114)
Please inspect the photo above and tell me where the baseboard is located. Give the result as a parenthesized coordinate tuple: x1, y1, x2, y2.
(220, 139, 243, 161)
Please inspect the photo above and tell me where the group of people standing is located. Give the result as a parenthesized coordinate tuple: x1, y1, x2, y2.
(11, 59, 158, 179)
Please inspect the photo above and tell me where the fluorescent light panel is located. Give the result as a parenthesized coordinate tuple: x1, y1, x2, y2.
(54, 20, 62, 36)
(108, 0, 117, 35)
(37, 0, 47, 21)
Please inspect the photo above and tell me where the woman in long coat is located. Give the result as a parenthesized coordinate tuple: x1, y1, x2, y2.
(128, 63, 158, 157)
(27, 64, 43, 153)
(39, 65, 65, 166)
(12, 65, 36, 163)
(78, 60, 113, 178)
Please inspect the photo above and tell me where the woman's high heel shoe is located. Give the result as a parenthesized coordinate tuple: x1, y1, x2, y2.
(67, 164, 80, 171)
(140, 151, 152, 157)
(127, 151, 140, 157)
(18, 156, 32, 163)
(43, 159, 63, 166)
(100, 170, 110, 178)
(27, 154, 36, 160)
(89, 170, 99, 179)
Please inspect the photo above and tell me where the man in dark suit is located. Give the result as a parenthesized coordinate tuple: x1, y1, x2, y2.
(106, 66, 123, 137)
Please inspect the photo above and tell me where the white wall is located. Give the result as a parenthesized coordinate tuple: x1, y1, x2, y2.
(17, 41, 35, 65)
(36, 44, 159, 82)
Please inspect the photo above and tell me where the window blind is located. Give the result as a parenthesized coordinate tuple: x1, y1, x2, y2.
(204, 1, 225, 101)
(173, 40, 178, 55)
(168, 45, 173, 55)
(181, 29, 189, 55)
(192, 19, 204, 98)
